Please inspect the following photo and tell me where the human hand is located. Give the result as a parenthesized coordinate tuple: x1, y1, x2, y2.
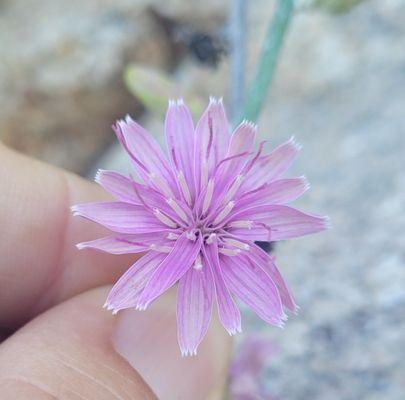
(0, 143, 230, 399)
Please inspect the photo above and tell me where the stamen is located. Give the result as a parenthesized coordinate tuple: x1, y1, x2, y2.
(206, 233, 217, 244)
(149, 173, 173, 197)
(223, 238, 250, 250)
(228, 220, 253, 229)
(167, 232, 180, 240)
(186, 230, 197, 241)
(149, 244, 172, 253)
(177, 171, 192, 205)
(242, 140, 267, 175)
(166, 198, 188, 222)
(193, 255, 202, 270)
(215, 151, 251, 172)
(129, 174, 153, 212)
(206, 115, 214, 160)
(223, 175, 243, 203)
(201, 161, 209, 188)
(255, 221, 272, 241)
(154, 209, 177, 228)
(202, 179, 215, 214)
(213, 201, 235, 225)
(219, 247, 241, 256)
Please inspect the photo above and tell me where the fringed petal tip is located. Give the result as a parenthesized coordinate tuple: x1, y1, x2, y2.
(299, 175, 311, 192)
(75, 242, 86, 250)
(102, 302, 119, 315)
(322, 215, 332, 229)
(240, 118, 258, 131)
(168, 98, 185, 107)
(112, 115, 135, 139)
(181, 348, 198, 357)
(209, 95, 223, 105)
(124, 114, 134, 124)
(288, 135, 303, 152)
(70, 204, 80, 216)
(277, 321, 286, 329)
(111, 121, 122, 138)
(94, 168, 106, 183)
(227, 325, 242, 337)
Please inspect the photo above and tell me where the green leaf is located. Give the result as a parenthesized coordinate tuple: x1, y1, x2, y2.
(124, 65, 204, 118)
(313, 0, 366, 13)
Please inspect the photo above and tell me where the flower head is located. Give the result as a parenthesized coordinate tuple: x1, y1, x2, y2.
(72, 98, 327, 356)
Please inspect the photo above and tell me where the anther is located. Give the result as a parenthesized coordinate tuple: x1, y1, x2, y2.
(177, 171, 192, 205)
(202, 179, 215, 214)
(206, 233, 217, 244)
(223, 175, 243, 203)
(219, 248, 241, 256)
(186, 231, 197, 241)
(223, 238, 250, 250)
(193, 255, 203, 270)
(228, 220, 253, 229)
(213, 201, 235, 225)
(154, 209, 177, 228)
(166, 198, 188, 222)
(201, 161, 209, 189)
(149, 244, 172, 253)
(149, 173, 173, 197)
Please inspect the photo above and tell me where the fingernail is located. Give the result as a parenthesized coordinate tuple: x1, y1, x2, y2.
(112, 290, 232, 400)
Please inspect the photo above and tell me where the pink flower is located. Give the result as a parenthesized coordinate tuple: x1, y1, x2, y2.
(72, 98, 327, 356)
(230, 335, 275, 400)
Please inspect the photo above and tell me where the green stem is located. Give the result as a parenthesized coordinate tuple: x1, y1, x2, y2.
(241, 0, 294, 123)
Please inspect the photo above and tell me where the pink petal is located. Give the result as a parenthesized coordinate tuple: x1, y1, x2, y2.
(95, 170, 181, 219)
(95, 170, 139, 204)
(114, 116, 178, 195)
(194, 98, 230, 191)
(236, 177, 309, 208)
(221, 253, 283, 326)
(209, 121, 257, 210)
(222, 120, 256, 177)
(227, 226, 272, 242)
(165, 100, 195, 196)
(203, 240, 242, 335)
(177, 261, 213, 356)
(241, 137, 301, 192)
(137, 233, 202, 309)
(249, 244, 297, 312)
(76, 232, 169, 254)
(228, 121, 257, 155)
(228, 205, 328, 241)
(106, 251, 167, 312)
(71, 201, 166, 234)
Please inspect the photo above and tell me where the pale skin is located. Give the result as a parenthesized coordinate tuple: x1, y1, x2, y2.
(0, 143, 230, 399)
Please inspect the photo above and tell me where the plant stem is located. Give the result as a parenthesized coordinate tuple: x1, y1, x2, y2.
(241, 0, 294, 123)
(229, 0, 247, 123)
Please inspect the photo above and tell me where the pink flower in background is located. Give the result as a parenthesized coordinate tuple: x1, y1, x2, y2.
(230, 335, 276, 400)
(72, 98, 327, 355)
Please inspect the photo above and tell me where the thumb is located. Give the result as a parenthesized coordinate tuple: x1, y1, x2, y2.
(0, 286, 231, 400)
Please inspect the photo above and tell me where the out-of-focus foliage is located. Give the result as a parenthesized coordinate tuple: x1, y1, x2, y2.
(311, 0, 366, 13)
(124, 65, 204, 119)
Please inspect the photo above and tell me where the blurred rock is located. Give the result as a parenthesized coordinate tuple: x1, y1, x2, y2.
(0, 0, 226, 173)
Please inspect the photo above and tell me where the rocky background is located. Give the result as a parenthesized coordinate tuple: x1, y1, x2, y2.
(2, 0, 405, 399)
